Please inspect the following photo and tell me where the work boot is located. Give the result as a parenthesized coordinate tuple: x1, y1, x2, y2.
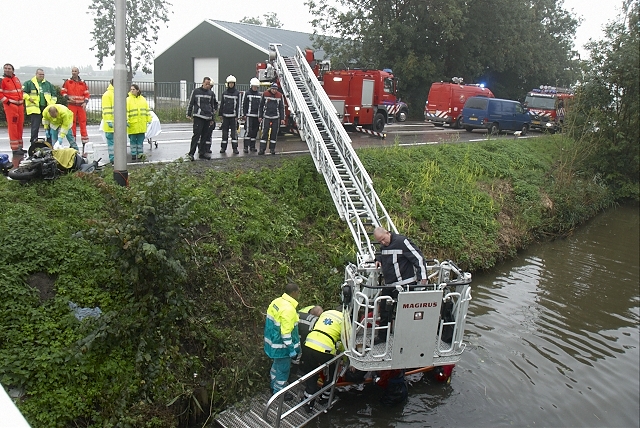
(204, 142, 212, 154)
(269, 142, 276, 155)
(243, 140, 250, 153)
(220, 142, 227, 153)
(198, 152, 211, 160)
(232, 142, 239, 155)
(258, 142, 267, 155)
(250, 140, 257, 152)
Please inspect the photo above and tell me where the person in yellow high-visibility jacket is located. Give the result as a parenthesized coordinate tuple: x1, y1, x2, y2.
(301, 309, 344, 412)
(101, 80, 115, 163)
(264, 282, 301, 397)
(126, 84, 151, 161)
(43, 104, 79, 150)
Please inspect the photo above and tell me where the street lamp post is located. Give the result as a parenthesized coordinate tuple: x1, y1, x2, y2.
(113, 0, 128, 186)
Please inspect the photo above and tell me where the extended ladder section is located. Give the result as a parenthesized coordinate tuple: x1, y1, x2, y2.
(270, 44, 396, 265)
(270, 44, 472, 372)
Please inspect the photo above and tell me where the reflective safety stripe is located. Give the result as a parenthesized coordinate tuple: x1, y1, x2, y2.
(305, 336, 333, 354)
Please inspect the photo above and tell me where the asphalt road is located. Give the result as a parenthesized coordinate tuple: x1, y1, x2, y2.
(0, 121, 535, 167)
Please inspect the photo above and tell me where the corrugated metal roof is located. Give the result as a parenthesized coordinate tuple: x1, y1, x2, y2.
(207, 20, 316, 57)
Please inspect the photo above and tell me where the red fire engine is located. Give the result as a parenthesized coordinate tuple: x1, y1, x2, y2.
(524, 86, 574, 133)
(257, 49, 403, 134)
(424, 78, 495, 128)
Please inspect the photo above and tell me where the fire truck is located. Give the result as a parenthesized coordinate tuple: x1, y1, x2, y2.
(424, 78, 494, 128)
(524, 86, 574, 133)
(217, 44, 472, 428)
(257, 48, 404, 134)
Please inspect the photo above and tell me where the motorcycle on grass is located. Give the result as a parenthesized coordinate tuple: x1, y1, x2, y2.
(6, 139, 101, 182)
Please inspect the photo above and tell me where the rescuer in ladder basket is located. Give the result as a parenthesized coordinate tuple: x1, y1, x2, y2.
(258, 82, 285, 155)
(373, 226, 428, 344)
(242, 77, 262, 153)
(219, 75, 241, 154)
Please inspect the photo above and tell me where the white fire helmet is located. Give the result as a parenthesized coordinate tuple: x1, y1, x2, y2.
(226, 75, 237, 84)
(250, 78, 260, 87)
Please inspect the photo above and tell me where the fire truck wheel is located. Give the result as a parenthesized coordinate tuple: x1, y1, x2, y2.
(520, 124, 528, 136)
(452, 116, 462, 129)
(489, 123, 500, 135)
(372, 113, 386, 132)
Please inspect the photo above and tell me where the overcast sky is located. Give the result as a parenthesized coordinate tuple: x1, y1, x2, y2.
(3, 0, 626, 70)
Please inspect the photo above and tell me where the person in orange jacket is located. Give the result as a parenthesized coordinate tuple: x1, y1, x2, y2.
(61, 67, 90, 146)
(0, 63, 25, 154)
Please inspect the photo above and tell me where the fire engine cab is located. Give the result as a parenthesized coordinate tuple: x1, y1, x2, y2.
(257, 48, 403, 134)
(424, 78, 494, 128)
(524, 86, 574, 133)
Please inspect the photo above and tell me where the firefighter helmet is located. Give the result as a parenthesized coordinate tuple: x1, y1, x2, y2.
(226, 75, 236, 83)
(250, 78, 260, 87)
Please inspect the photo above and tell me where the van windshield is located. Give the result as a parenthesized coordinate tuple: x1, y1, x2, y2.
(464, 97, 489, 110)
(524, 95, 556, 109)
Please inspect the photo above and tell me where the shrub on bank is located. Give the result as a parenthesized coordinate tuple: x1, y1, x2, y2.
(0, 136, 623, 426)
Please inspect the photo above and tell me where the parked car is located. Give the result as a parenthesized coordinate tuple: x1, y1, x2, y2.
(461, 97, 530, 135)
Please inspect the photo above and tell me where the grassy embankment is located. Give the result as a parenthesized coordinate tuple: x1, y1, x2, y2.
(0, 134, 624, 427)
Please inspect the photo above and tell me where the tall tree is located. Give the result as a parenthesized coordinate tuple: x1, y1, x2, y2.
(88, 0, 172, 82)
(570, 0, 639, 193)
(306, 0, 579, 114)
(240, 12, 283, 28)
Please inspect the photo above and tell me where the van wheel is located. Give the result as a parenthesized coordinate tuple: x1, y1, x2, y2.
(464, 126, 473, 132)
(520, 124, 528, 136)
(452, 116, 462, 129)
(489, 123, 500, 135)
(372, 113, 386, 132)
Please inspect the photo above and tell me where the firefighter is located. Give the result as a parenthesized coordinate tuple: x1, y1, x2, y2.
(186, 77, 218, 160)
(258, 82, 285, 155)
(373, 226, 428, 344)
(301, 309, 344, 413)
(43, 104, 79, 150)
(1, 63, 25, 154)
(61, 67, 90, 147)
(242, 77, 262, 153)
(219, 75, 241, 154)
(298, 305, 323, 345)
(264, 282, 301, 399)
(22, 68, 56, 144)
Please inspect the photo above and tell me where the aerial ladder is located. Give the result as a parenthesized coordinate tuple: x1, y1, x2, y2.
(215, 44, 472, 428)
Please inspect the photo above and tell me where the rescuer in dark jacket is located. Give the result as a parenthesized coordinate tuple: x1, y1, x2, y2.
(219, 75, 241, 154)
(258, 82, 285, 155)
(186, 77, 218, 160)
(373, 226, 428, 344)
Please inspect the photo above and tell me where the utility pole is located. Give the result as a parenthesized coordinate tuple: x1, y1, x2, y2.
(113, 0, 128, 186)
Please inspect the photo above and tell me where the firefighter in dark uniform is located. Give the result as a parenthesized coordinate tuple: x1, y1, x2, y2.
(373, 226, 428, 344)
(301, 309, 343, 413)
(258, 82, 285, 155)
(242, 78, 262, 153)
(219, 75, 241, 154)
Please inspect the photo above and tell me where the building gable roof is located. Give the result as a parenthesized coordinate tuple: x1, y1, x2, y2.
(207, 20, 315, 57)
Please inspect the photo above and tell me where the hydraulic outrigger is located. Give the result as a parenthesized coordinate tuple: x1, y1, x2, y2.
(215, 44, 472, 428)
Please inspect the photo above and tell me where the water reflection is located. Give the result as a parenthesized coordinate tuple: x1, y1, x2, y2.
(317, 204, 639, 427)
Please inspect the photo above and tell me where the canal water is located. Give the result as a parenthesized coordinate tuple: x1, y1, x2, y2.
(315, 204, 639, 427)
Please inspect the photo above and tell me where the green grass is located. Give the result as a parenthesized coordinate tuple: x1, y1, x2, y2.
(0, 135, 626, 426)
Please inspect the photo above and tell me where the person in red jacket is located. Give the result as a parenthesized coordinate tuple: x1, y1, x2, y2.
(61, 67, 90, 146)
(0, 63, 25, 154)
